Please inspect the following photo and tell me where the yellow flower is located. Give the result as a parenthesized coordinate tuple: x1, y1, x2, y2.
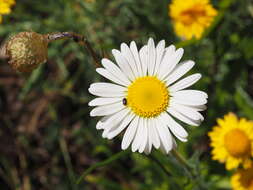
(231, 166, 253, 190)
(208, 113, 253, 170)
(0, 0, 15, 23)
(169, 0, 218, 40)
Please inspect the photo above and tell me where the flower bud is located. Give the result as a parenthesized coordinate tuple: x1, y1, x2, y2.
(4, 32, 48, 72)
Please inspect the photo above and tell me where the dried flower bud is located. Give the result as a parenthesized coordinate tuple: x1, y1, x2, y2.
(4, 32, 48, 72)
(0, 31, 99, 72)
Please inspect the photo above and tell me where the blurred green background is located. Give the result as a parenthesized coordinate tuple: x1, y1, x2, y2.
(0, 0, 253, 189)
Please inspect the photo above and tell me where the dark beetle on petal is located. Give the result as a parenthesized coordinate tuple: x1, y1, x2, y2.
(123, 98, 127, 106)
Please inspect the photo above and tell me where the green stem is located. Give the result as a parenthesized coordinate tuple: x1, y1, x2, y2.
(59, 137, 77, 190)
(76, 150, 130, 184)
(148, 154, 172, 177)
(171, 150, 207, 189)
(171, 149, 194, 178)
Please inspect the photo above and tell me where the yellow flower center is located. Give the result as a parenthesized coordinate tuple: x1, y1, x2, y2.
(127, 76, 169, 118)
(224, 129, 251, 157)
(180, 5, 206, 25)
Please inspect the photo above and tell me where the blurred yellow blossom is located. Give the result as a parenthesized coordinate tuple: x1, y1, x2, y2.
(208, 113, 253, 170)
(231, 166, 253, 190)
(169, 0, 217, 40)
(0, 0, 15, 23)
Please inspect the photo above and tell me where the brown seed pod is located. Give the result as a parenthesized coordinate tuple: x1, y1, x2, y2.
(0, 31, 100, 72)
(4, 32, 48, 72)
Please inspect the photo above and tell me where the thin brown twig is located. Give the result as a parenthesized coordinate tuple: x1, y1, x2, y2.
(45, 32, 101, 67)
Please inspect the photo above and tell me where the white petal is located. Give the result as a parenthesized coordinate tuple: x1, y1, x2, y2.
(161, 112, 188, 142)
(187, 104, 207, 111)
(171, 90, 208, 99)
(170, 97, 207, 106)
(138, 118, 148, 153)
(167, 107, 201, 126)
(157, 45, 175, 78)
(170, 89, 208, 106)
(146, 120, 153, 154)
(131, 117, 144, 152)
(90, 82, 126, 92)
(88, 90, 124, 98)
(121, 43, 139, 78)
(154, 40, 165, 75)
(106, 113, 135, 139)
(88, 82, 126, 97)
(165, 60, 195, 86)
(139, 45, 148, 76)
(155, 117, 173, 153)
(149, 119, 160, 149)
(101, 58, 131, 86)
(121, 116, 139, 150)
(103, 110, 132, 135)
(147, 38, 156, 75)
(164, 127, 173, 153)
(172, 138, 177, 149)
(158, 48, 184, 80)
(130, 41, 143, 76)
(96, 116, 110, 129)
(170, 102, 204, 121)
(165, 45, 176, 52)
(88, 97, 122, 106)
(96, 68, 127, 87)
(96, 121, 104, 129)
(156, 45, 175, 77)
(169, 74, 202, 92)
(112, 49, 135, 81)
(90, 102, 124, 116)
(100, 108, 130, 138)
(88, 89, 124, 98)
(144, 141, 151, 155)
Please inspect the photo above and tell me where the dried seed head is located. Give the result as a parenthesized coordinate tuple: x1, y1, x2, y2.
(5, 32, 48, 72)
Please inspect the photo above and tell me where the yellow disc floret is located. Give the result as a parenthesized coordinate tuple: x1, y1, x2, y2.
(127, 76, 169, 118)
(224, 129, 251, 158)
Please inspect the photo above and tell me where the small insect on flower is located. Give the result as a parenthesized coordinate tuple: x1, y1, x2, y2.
(122, 98, 127, 106)
(88, 38, 208, 154)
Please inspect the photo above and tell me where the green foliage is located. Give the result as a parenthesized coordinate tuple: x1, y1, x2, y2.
(0, 0, 253, 189)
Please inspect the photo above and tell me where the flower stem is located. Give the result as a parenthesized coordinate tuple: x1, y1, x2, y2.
(45, 32, 101, 67)
(76, 150, 130, 184)
(171, 149, 194, 176)
(171, 149, 194, 178)
(148, 154, 172, 177)
(171, 149, 207, 189)
(59, 137, 77, 190)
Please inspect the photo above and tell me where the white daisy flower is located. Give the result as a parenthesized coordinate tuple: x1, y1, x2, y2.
(88, 38, 208, 154)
